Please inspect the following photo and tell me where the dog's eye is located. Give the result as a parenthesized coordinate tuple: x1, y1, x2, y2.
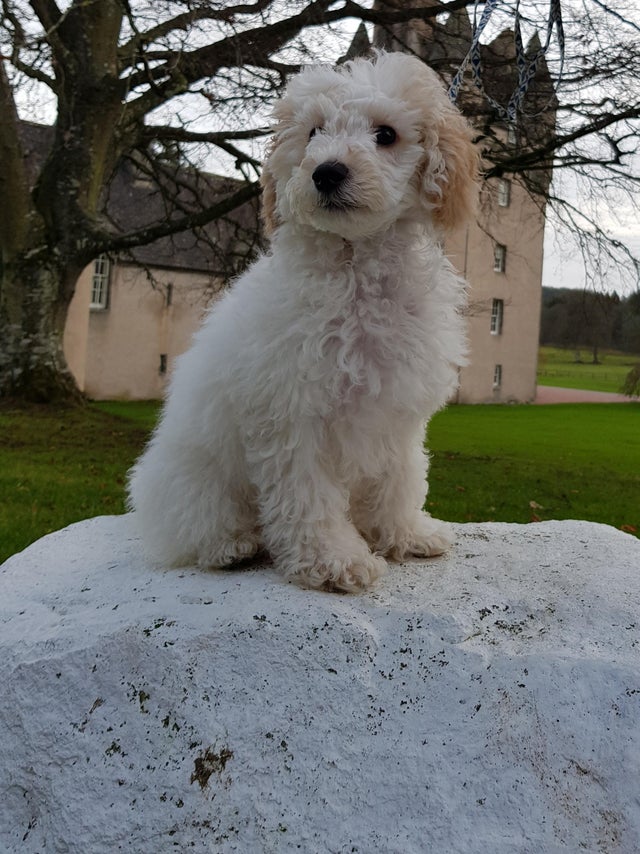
(375, 125, 397, 146)
(309, 127, 322, 140)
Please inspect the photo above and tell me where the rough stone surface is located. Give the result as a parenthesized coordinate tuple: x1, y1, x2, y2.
(1, 516, 639, 853)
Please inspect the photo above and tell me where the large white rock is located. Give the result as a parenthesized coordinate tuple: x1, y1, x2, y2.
(1, 516, 639, 853)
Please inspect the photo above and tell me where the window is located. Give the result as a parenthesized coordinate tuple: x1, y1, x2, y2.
(497, 179, 511, 207)
(159, 354, 168, 374)
(490, 298, 504, 335)
(90, 255, 111, 309)
(166, 283, 173, 306)
(493, 243, 506, 273)
(493, 364, 503, 389)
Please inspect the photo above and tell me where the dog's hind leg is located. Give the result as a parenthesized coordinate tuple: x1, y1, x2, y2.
(129, 440, 261, 569)
(183, 459, 262, 570)
(195, 487, 262, 570)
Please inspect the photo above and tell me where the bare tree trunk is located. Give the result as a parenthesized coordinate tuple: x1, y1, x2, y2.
(0, 260, 83, 404)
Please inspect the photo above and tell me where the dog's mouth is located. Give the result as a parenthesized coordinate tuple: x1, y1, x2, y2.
(317, 196, 358, 213)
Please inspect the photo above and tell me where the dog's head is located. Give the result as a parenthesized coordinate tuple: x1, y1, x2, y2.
(261, 51, 478, 241)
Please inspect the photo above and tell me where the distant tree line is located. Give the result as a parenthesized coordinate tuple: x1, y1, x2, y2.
(540, 287, 640, 363)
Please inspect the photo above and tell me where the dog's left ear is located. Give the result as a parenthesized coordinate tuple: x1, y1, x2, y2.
(421, 104, 479, 234)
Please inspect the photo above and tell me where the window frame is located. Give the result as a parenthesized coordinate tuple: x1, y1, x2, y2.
(490, 298, 504, 335)
(493, 243, 507, 273)
(493, 364, 503, 389)
(497, 179, 511, 208)
(90, 254, 111, 310)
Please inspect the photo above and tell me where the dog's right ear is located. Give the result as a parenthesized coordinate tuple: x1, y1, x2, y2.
(260, 94, 297, 237)
(260, 154, 279, 238)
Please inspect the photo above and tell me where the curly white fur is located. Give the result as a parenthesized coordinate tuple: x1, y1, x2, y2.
(128, 51, 477, 592)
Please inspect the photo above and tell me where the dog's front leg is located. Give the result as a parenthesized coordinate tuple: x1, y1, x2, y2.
(352, 429, 454, 562)
(247, 431, 386, 592)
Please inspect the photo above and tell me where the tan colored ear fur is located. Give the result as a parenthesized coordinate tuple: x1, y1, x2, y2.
(432, 108, 479, 232)
(399, 53, 478, 233)
(260, 156, 279, 238)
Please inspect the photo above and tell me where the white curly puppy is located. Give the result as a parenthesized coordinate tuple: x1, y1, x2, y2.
(128, 51, 477, 592)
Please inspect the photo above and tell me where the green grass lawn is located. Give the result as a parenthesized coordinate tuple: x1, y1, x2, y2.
(537, 346, 639, 393)
(426, 403, 639, 534)
(1, 399, 638, 564)
(0, 401, 159, 563)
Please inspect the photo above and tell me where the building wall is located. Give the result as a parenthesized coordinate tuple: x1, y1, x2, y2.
(63, 261, 215, 400)
(64, 272, 91, 392)
(447, 175, 545, 404)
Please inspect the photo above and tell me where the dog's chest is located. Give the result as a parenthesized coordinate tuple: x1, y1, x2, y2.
(303, 268, 430, 409)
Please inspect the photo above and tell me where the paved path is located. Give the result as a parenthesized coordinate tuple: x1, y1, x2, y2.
(535, 385, 637, 404)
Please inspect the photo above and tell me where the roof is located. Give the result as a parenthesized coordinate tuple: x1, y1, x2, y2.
(17, 121, 262, 276)
(105, 160, 261, 276)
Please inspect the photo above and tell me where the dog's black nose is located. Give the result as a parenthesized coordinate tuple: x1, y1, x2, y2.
(312, 161, 349, 195)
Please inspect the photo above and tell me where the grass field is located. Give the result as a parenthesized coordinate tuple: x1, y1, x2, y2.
(426, 403, 639, 534)
(1, 399, 638, 564)
(0, 402, 158, 563)
(537, 346, 639, 393)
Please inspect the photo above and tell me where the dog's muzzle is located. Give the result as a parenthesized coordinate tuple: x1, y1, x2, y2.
(312, 161, 350, 196)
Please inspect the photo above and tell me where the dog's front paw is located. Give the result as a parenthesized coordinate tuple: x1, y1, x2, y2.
(287, 552, 387, 593)
(383, 515, 454, 561)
